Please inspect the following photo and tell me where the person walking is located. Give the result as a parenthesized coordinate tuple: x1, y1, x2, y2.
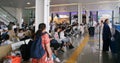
(32, 23, 54, 63)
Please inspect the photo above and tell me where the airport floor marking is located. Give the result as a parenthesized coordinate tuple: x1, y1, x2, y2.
(65, 35, 89, 63)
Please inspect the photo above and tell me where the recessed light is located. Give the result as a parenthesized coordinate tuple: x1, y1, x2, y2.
(27, 2, 30, 5)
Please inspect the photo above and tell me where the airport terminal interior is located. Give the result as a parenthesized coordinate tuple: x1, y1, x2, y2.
(0, 0, 120, 63)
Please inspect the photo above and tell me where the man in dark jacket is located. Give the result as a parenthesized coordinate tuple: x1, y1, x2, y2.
(102, 19, 111, 52)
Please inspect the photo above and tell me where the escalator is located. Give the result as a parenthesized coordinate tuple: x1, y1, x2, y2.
(0, 6, 17, 25)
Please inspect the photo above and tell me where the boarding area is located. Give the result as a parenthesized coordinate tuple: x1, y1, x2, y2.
(0, 0, 120, 63)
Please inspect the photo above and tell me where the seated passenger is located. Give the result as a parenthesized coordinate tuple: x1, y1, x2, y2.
(78, 24, 84, 35)
(8, 29, 18, 42)
(54, 27, 61, 44)
(72, 24, 79, 37)
(17, 29, 25, 41)
(24, 29, 32, 39)
(65, 26, 72, 37)
(1, 28, 8, 40)
(54, 27, 65, 52)
(49, 30, 60, 55)
(1, 34, 12, 46)
(60, 27, 74, 50)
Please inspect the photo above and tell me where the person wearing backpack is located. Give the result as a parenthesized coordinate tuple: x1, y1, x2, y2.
(32, 23, 54, 63)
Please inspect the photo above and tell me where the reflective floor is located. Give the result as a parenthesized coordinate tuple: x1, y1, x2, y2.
(77, 36, 100, 63)
(56, 34, 118, 63)
(76, 35, 117, 63)
(24, 34, 118, 63)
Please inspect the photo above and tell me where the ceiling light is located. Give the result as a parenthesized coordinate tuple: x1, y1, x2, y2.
(27, 2, 30, 5)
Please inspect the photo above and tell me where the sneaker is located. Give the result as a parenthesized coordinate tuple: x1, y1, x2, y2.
(55, 57, 61, 62)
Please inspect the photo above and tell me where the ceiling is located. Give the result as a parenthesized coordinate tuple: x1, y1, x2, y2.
(51, 0, 119, 4)
(0, 0, 35, 8)
(51, 0, 99, 4)
(0, 0, 119, 8)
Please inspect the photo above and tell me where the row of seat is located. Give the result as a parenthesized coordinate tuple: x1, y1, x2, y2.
(0, 39, 30, 59)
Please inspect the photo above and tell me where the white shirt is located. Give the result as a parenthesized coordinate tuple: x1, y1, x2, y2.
(1, 40, 12, 46)
(17, 32, 25, 39)
(88, 21, 97, 27)
(93, 21, 97, 27)
(52, 23, 56, 31)
(54, 32, 59, 39)
(12, 25, 17, 30)
(60, 31, 66, 40)
(54, 32, 61, 43)
(73, 26, 78, 31)
(78, 25, 84, 32)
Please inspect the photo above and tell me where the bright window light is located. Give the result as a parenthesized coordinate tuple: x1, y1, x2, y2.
(27, 2, 30, 5)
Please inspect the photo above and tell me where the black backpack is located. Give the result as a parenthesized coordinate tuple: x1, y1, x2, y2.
(20, 41, 30, 61)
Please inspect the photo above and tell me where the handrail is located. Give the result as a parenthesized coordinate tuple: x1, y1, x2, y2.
(0, 6, 17, 23)
(0, 17, 9, 24)
(0, 11, 13, 25)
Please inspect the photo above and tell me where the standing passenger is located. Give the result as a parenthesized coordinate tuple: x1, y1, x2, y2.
(32, 23, 54, 63)
(102, 19, 111, 52)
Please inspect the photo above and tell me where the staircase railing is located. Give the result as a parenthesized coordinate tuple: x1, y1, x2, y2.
(0, 6, 18, 25)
